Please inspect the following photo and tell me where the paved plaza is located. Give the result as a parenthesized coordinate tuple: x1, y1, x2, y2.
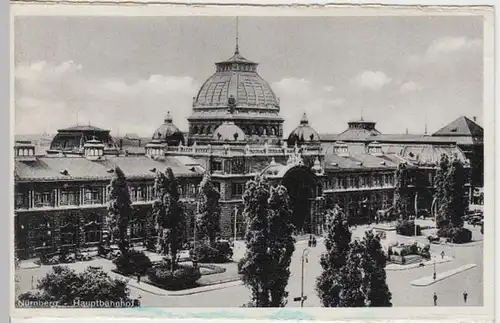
(16, 223, 483, 308)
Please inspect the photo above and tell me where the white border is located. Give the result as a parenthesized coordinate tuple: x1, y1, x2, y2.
(9, 3, 495, 321)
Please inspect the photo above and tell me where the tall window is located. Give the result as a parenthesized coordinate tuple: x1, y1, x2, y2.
(84, 188, 102, 205)
(15, 193, 28, 209)
(232, 183, 245, 197)
(84, 222, 100, 244)
(211, 161, 223, 172)
(34, 191, 53, 208)
(60, 189, 80, 206)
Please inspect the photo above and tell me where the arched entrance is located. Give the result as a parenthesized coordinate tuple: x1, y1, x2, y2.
(281, 165, 318, 233)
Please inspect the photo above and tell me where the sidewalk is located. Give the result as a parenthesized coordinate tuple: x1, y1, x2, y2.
(410, 263, 477, 286)
(386, 256, 452, 271)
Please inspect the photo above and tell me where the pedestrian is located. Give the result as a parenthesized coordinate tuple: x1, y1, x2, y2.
(463, 291, 468, 303)
(433, 293, 438, 306)
(441, 251, 445, 259)
(312, 236, 317, 247)
(308, 235, 312, 247)
(137, 274, 141, 284)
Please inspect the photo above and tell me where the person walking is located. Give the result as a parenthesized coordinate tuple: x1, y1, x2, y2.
(433, 293, 438, 306)
(463, 291, 468, 303)
(137, 274, 141, 284)
(441, 250, 445, 259)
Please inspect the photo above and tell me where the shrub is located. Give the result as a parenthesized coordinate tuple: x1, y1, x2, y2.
(113, 250, 152, 276)
(190, 240, 233, 263)
(396, 220, 422, 236)
(437, 226, 472, 244)
(147, 263, 201, 290)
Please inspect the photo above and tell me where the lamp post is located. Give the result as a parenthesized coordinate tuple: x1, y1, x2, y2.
(300, 248, 310, 308)
(433, 257, 437, 280)
(234, 208, 238, 245)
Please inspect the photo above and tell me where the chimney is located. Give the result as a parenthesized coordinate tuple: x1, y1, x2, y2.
(473, 116, 477, 122)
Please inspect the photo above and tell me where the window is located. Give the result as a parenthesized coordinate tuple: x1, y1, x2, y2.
(15, 193, 28, 209)
(34, 191, 53, 208)
(60, 220, 77, 246)
(232, 183, 245, 197)
(213, 182, 221, 192)
(211, 161, 223, 172)
(60, 189, 80, 206)
(84, 188, 102, 205)
(130, 186, 145, 202)
(85, 225, 100, 243)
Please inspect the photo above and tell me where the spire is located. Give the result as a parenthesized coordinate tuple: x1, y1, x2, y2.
(235, 16, 239, 54)
(361, 108, 364, 121)
(424, 116, 428, 135)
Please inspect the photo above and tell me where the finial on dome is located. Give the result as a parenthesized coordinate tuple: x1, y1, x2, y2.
(235, 17, 239, 54)
(270, 157, 276, 165)
(165, 111, 173, 123)
(300, 113, 309, 125)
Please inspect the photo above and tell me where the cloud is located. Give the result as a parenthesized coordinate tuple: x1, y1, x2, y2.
(272, 77, 345, 135)
(400, 81, 423, 94)
(408, 37, 482, 66)
(15, 61, 199, 136)
(351, 71, 392, 91)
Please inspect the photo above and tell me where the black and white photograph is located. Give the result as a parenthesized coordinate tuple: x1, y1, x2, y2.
(11, 5, 494, 318)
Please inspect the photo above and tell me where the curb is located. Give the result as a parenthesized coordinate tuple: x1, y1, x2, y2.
(410, 263, 477, 286)
(166, 280, 243, 296)
(386, 258, 452, 271)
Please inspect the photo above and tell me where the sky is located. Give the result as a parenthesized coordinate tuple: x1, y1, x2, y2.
(14, 16, 484, 136)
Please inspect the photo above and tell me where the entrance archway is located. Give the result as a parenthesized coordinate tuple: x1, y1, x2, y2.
(281, 166, 318, 233)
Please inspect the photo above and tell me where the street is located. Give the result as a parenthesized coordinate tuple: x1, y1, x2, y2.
(16, 224, 483, 307)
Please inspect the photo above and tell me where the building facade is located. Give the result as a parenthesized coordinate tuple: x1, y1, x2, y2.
(14, 45, 477, 259)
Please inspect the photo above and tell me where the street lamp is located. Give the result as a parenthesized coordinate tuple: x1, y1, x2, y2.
(433, 257, 437, 280)
(234, 207, 238, 245)
(300, 248, 310, 308)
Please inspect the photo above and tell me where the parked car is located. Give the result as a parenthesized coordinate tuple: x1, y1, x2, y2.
(427, 235, 440, 243)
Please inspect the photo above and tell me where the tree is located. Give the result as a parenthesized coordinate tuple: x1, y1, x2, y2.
(107, 166, 133, 253)
(361, 231, 392, 307)
(316, 204, 352, 307)
(196, 173, 221, 244)
(393, 163, 410, 220)
(267, 185, 296, 307)
(152, 167, 186, 272)
(18, 266, 131, 305)
(434, 155, 467, 229)
(338, 240, 365, 307)
(238, 176, 272, 307)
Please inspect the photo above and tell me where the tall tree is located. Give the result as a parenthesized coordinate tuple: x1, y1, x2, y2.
(434, 154, 450, 227)
(316, 204, 352, 307)
(107, 166, 133, 253)
(338, 240, 365, 307)
(267, 185, 296, 307)
(152, 167, 186, 271)
(238, 176, 272, 307)
(434, 155, 467, 228)
(393, 163, 410, 220)
(361, 231, 392, 307)
(196, 173, 221, 244)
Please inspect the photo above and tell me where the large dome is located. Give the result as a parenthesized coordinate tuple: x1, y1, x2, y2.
(287, 113, 320, 146)
(152, 112, 184, 146)
(193, 52, 279, 109)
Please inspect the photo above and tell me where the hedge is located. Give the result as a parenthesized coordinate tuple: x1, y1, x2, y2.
(113, 250, 152, 276)
(147, 263, 201, 290)
(190, 241, 233, 263)
(396, 220, 422, 236)
(437, 226, 472, 244)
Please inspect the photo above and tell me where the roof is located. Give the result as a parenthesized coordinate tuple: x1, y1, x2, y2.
(319, 133, 476, 145)
(433, 116, 483, 137)
(58, 125, 109, 132)
(216, 52, 256, 65)
(323, 146, 399, 172)
(14, 155, 205, 182)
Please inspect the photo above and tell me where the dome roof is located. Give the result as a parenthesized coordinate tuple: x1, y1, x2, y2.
(193, 50, 279, 109)
(213, 121, 246, 142)
(287, 113, 320, 146)
(152, 112, 184, 145)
